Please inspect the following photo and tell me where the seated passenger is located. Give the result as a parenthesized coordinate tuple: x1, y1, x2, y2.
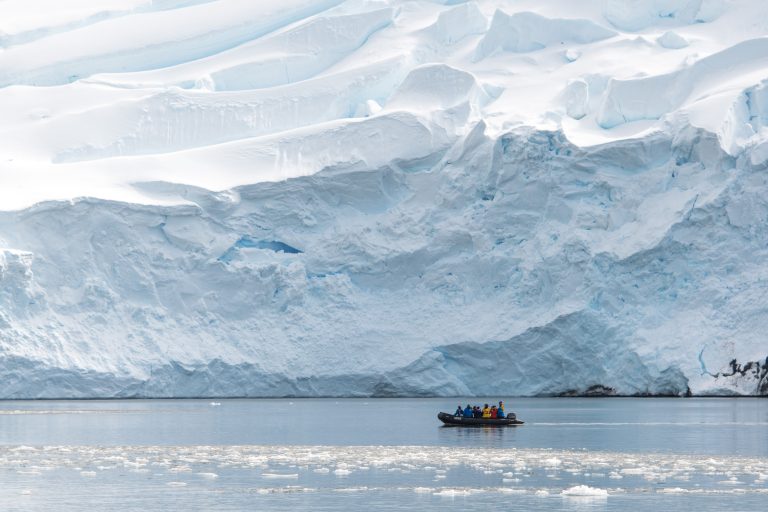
(473, 406, 481, 418)
(497, 401, 505, 418)
(463, 404, 473, 417)
(482, 404, 490, 418)
(455, 405, 463, 416)
(490, 406, 498, 418)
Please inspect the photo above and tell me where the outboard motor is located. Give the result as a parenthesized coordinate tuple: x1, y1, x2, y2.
(506, 413, 516, 420)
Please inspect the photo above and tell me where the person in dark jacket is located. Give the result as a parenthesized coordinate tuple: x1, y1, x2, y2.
(455, 405, 463, 416)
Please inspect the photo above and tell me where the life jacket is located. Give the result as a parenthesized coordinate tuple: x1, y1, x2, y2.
(482, 407, 490, 418)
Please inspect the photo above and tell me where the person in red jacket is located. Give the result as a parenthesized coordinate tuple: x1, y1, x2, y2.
(490, 405, 498, 418)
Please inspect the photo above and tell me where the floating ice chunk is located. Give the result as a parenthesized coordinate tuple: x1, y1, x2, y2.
(209, 402, 221, 406)
(561, 485, 608, 497)
(413, 487, 432, 493)
(80, 471, 97, 477)
(257, 486, 315, 494)
(433, 488, 472, 497)
(534, 489, 549, 496)
(12, 446, 38, 452)
(196, 472, 218, 479)
(262, 473, 299, 479)
(657, 31, 689, 49)
(166, 481, 187, 487)
(313, 467, 330, 473)
(333, 468, 352, 476)
(20, 490, 32, 495)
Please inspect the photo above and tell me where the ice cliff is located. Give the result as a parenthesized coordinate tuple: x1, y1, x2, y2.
(0, 0, 767, 397)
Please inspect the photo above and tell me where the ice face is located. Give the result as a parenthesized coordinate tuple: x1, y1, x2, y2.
(0, 0, 767, 397)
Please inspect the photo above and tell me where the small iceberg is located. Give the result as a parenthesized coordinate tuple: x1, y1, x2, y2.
(561, 485, 608, 497)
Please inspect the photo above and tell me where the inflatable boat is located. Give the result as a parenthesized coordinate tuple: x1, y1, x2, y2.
(437, 411, 524, 426)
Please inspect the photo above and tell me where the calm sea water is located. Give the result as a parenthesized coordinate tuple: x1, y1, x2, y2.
(0, 398, 765, 511)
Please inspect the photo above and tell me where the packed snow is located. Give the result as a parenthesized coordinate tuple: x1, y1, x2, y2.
(0, 0, 767, 397)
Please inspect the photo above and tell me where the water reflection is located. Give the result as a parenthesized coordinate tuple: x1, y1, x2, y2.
(438, 424, 517, 447)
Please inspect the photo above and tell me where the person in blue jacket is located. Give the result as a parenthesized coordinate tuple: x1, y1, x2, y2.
(463, 404, 473, 417)
(497, 401, 505, 418)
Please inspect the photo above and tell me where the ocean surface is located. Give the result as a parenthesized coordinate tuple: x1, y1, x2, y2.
(0, 397, 765, 511)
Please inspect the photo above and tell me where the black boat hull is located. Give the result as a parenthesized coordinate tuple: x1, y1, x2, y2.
(437, 412, 524, 426)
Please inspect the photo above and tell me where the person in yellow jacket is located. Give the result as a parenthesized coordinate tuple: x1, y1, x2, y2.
(481, 404, 491, 418)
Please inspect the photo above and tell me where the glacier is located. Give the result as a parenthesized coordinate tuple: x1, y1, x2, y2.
(0, 0, 767, 397)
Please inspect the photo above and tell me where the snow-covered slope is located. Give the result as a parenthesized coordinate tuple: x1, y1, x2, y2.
(1, 0, 767, 397)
